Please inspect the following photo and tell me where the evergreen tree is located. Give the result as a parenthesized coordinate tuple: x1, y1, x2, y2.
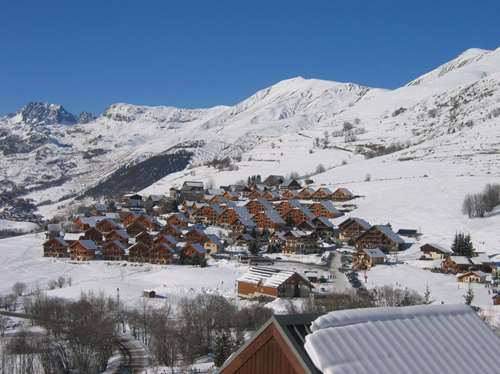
(451, 232, 474, 257)
(213, 331, 234, 367)
(248, 240, 260, 256)
(464, 283, 474, 305)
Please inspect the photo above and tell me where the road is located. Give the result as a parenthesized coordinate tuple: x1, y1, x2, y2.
(328, 251, 352, 292)
(103, 334, 151, 374)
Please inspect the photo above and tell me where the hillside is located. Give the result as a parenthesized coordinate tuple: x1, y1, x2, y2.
(1, 47, 500, 224)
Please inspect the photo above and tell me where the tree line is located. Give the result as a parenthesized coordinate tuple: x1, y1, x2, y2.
(462, 183, 500, 218)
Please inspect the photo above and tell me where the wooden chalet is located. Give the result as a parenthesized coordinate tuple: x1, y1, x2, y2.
(96, 218, 119, 234)
(121, 212, 139, 227)
(441, 256, 472, 274)
(420, 243, 452, 259)
(217, 207, 239, 227)
(263, 190, 281, 201)
(204, 234, 223, 255)
(43, 237, 69, 258)
(308, 201, 343, 219)
(296, 187, 314, 200)
(105, 229, 129, 245)
(135, 231, 153, 246)
(253, 209, 286, 232)
(338, 217, 371, 242)
(45, 224, 62, 239)
(219, 314, 321, 374)
(245, 199, 272, 215)
(74, 216, 100, 231)
(121, 193, 143, 209)
(310, 216, 337, 239)
(149, 243, 173, 264)
(223, 191, 240, 201)
(70, 240, 97, 261)
(286, 202, 315, 226)
(355, 225, 404, 253)
(185, 227, 208, 244)
(457, 271, 487, 283)
(247, 190, 263, 200)
(282, 230, 318, 255)
(353, 247, 386, 270)
(331, 187, 354, 201)
(194, 204, 224, 225)
(102, 240, 126, 261)
(160, 224, 184, 240)
(280, 178, 302, 191)
(132, 215, 157, 231)
(154, 234, 177, 248)
(126, 220, 147, 237)
(263, 175, 285, 187)
(181, 243, 206, 260)
(281, 189, 297, 200)
(166, 213, 189, 228)
(83, 226, 103, 243)
(128, 242, 151, 262)
(275, 200, 294, 218)
(237, 267, 313, 299)
(311, 186, 333, 200)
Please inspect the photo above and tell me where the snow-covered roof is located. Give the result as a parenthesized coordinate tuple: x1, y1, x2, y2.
(373, 225, 404, 244)
(450, 256, 471, 265)
(422, 243, 452, 254)
(263, 207, 286, 225)
(77, 240, 97, 250)
(63, 233, 83, 241)
(361, 247, 386, 258)
(304, 304, 500, 374)
(206, 234, 222, 246)
(47, 223, 61, 232)
(233, 207, 256, 228)
(333, 187, 353, 197)
(469, 253, 492, 265)
(238, 266, 310, 288)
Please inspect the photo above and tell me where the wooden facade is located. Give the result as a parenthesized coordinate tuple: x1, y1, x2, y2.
(149, 243, 173, 264)
(70, 241, 96, 261)
(128, 242, 151, 262)
(311, 187, 332, 200)
(338, 218, 370, 242)
(43, 238, 69, 258)
(83, 227, 103, 243)
(355, 226, 403, 253)
(331, 187, 354, 201)
(102, 241, 126, 261)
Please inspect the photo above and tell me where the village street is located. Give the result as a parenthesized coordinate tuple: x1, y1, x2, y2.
(329, 252, 352, 292)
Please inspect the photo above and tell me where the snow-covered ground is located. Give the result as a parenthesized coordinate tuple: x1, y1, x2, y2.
(0, 233, 246, 308)
(0, 219, 39, 234)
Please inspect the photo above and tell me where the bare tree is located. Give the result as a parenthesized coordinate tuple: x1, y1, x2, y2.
(12, 282, 27, 297)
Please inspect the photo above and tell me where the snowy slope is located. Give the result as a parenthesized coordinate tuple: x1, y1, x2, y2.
(1, 46, 500, 218)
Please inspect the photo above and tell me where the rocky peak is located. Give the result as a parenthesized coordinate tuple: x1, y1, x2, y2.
(20, 102, 78, 126)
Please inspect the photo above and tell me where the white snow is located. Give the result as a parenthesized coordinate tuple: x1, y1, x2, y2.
(304, 304, 500, 374)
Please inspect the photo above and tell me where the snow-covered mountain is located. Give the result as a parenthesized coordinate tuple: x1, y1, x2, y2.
(1, 47, 500, 218)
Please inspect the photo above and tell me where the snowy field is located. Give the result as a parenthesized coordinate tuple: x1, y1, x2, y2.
(0, 233, 246, 308)
(0, 219, 39, 234)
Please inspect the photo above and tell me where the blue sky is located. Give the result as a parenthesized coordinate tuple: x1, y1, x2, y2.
(1, 1, 499, 115)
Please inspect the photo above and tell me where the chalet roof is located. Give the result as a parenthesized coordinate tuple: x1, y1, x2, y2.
(263, 175, 285, 186)
(148, 194, 163, 202)
(76, 216, 103, 227)
(318, 200, 341, 214)
(281, 178, 302, 188)
(396, 228, 418, 236)
(47, 223, 62, 232)
(237, 233, 255, 241)
(312, 216, 336, 228)
(469, 253, 492, 265)
(339, 217, 371, 230)
(421, 243, 452, 254)
(449, 256, 472, 265)
(207, 188, 224, 196)
(457, 271, 488, 279)
(76, 240, 97, 250)
(313, 186, 333, 195)
(105, 240, 127, 250)
(111, 229, 129, 239)
(160, 235, 178, 246)
(63, 233, 83, 241)
(304, 304, 500, 374)
(220, 313, 322, 374)
(48, 237, 69, 246)
(361, 247, 386, 258)
(238, 266, 313, 289)
(233, 207, 256, 228)
(105, 212, 121, 220)
(263, 207, 286, 225)
(182, 181, 204, 188)
(206, 234, 222, 246)
(187, 243, 206, 254)
(372, 225, 404, 244)
(333, 187, 353, 197)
